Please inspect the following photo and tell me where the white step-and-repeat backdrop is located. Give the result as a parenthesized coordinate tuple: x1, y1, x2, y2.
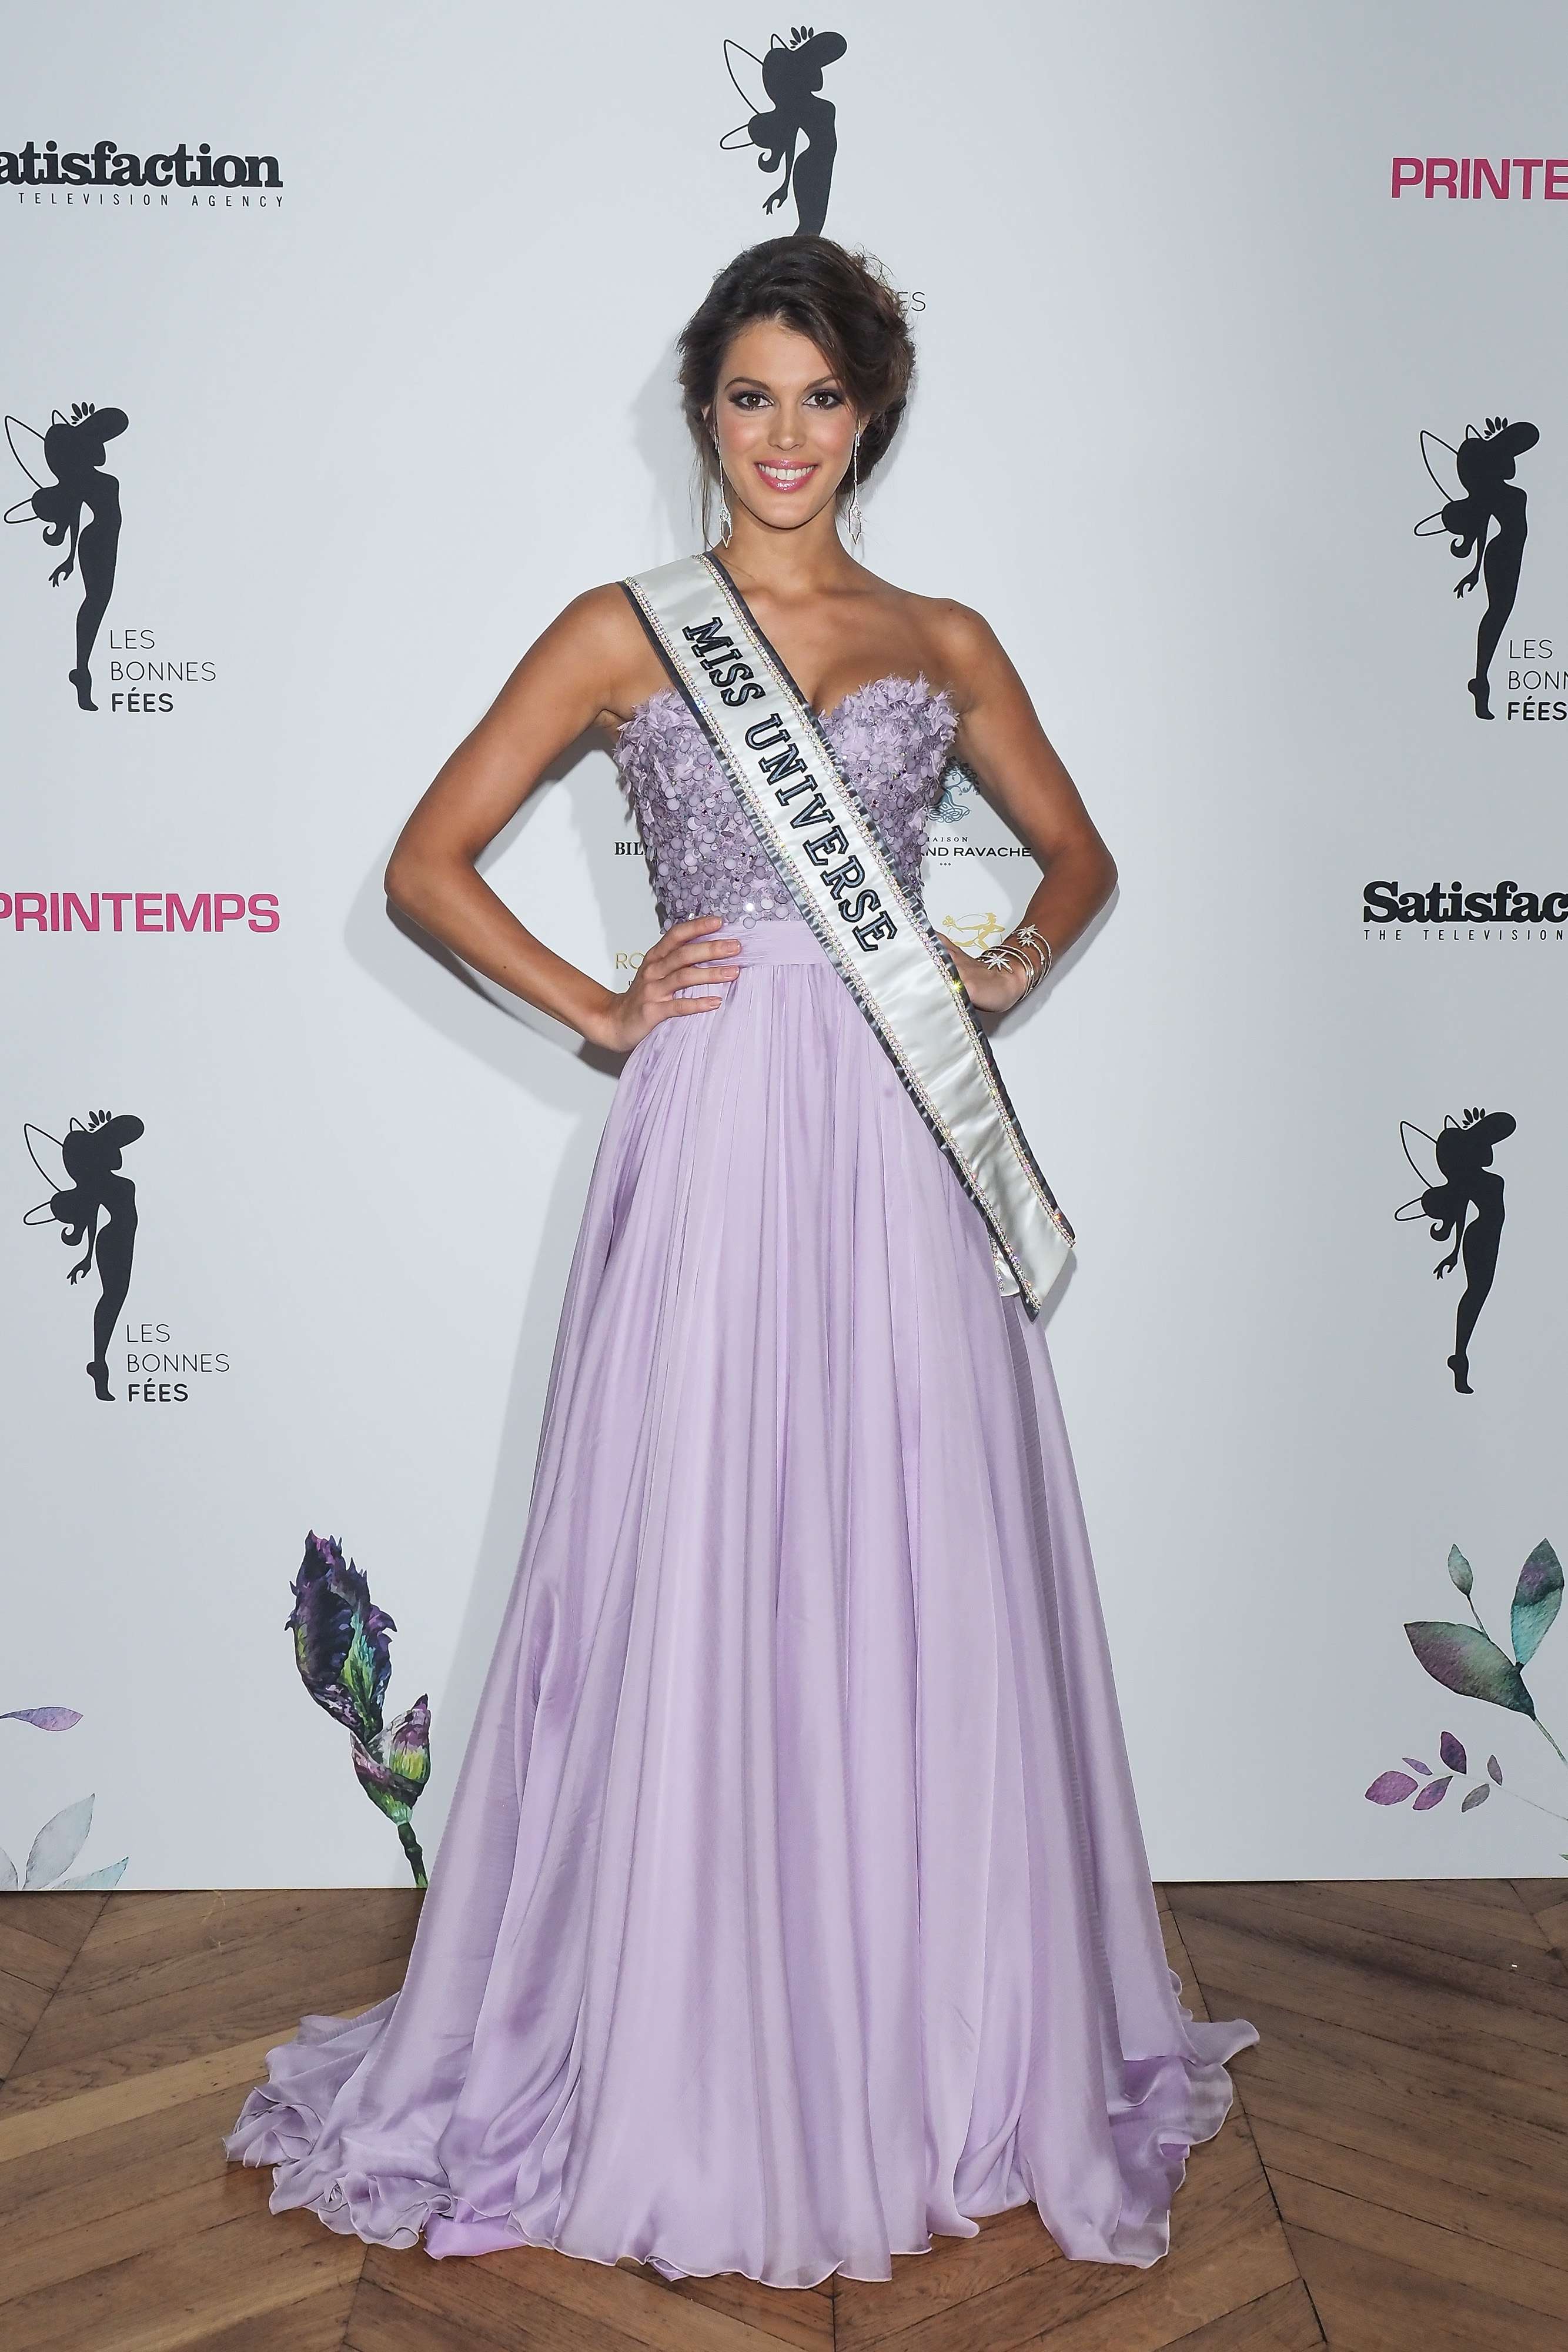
(5, 2, 1566, 1888)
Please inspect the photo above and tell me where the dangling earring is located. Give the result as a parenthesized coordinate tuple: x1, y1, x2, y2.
(711, 425, 733, 545)
(846, 426, 864, 550)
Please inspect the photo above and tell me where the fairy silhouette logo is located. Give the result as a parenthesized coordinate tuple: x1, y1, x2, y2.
(5, 400, 126, 710)
(721, 27, 847, 234)
(1395, 1105, 1516, 1394)
(24, 1109, 143, 1401)
(1415, 416, 1539, 719)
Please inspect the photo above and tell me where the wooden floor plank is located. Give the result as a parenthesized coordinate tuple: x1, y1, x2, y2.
(9, 1911, 417, 2076)
(1512, 1876, 1568, 1965)
(0, 1967, 397, 2114)
(7, 1879, 1563, 2345)
(54, 1887, 416, 1992)
(1178, 1876, 1561, 1972)
(0, 2082, 243, 2224)
(0, 2204, 365, 2352)
(359, 2240, 828, 2350)
(1162, 2278, 1325, 2346)
(1271, 2169, 1568, 2326)
(1166, 1910, 1568, 2092)
(359, 2236, 833, 2350)
(0, 1915, 89, 1997)
(0, 1970, 47, 2077)
(0, 2033, 282, 2156)
(628, 2256, 836, 2350)
(1258, 2116, 1568, 2280)
(1226, 1969, 1568, 2143)
(1168, 1879, 1568, 2352)
(174, 2278, 360, 2351)
(833, 2204, 1072, 2350)
(68, 1886, 413, 1961)
(838, 2115, 1293, 2352)
(0, 1892, 111, 1955)
(346, 2267, 647, 2351)
(1, 2169, 292, 2307)
(0, 1895, 106, 2080)
(1281, 2220, 1568, 2352)
(1170, 1883, 1568, 2040)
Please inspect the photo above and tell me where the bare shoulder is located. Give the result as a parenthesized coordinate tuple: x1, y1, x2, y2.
(518, 577, 667, 725)
(534, 579, 643, 667)
(878, 587, 1008, 715)
(914, 591, 1007, 672)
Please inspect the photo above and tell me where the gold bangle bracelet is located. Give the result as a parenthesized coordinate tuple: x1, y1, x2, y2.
(980, 923, 1054, 995)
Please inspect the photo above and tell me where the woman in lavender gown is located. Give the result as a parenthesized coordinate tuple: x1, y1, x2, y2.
(226, 235, 1258, 2287)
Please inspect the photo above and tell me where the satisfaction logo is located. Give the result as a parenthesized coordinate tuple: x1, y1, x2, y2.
(3, 139, 282, 208)
(1363, 878, 1568, 938)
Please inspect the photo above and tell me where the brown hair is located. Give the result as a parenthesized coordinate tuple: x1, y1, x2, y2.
(677, 236, 915, 532)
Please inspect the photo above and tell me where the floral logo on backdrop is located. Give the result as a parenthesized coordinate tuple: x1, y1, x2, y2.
(1367, 1538, 1567, 1856)
(287, 1532, 432, 1886)
(1, 1702, 129, 1889)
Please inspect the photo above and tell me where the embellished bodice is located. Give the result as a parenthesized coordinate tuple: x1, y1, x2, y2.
(612, 675, 959, 928)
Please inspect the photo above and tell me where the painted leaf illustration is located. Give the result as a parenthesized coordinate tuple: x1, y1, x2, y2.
(1439, 1730, 1467, 1773)
(0, 1706, 82, 1730)
(0, 1845, 15, 1890)
(1461, 1785, 1489, 1810)
(1405, 1622, 1534, 1715)
(1447, 1544, 1473, 1595)
(54, 1857, 129, 1890)
(25, 1793, 94, 1887)
(1487, 1755, 1503, 1783)
(1402, 1756, 1432, 1776)
(1511, 1540, 1562, 1668)
(342, 1615, 389, 1735)
(1412, 1775, 1452, 1809)
(1366, 1770, 1417, 1805)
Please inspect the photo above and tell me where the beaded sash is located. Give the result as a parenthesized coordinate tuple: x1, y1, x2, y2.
(620, 552, 1074, 1314)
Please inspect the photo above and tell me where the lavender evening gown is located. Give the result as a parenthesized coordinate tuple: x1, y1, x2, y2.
(225, 674, 1258, 2286)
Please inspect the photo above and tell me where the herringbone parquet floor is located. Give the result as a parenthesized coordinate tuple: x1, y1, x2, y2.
(1, 1877, 1564, 2350)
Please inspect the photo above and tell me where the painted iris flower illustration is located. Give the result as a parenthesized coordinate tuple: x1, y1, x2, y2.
(287, 1532, 432, 1886)
(1367, 1539, 1567, 1854)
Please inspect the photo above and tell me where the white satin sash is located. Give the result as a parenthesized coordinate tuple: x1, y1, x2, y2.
(621, 552, 1075, 1314)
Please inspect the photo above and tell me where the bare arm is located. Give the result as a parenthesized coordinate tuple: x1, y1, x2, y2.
(931, 603, 1118, 1010)
(383, 586, 741, 1051)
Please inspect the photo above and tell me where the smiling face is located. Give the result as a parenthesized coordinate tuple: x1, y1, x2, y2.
(707, 316, 860, 539)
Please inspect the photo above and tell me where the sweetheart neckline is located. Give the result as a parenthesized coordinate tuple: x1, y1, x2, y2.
(615, 671, 956, 746)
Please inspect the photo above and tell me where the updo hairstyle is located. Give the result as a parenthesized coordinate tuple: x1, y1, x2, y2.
(676, 236, 915, 537)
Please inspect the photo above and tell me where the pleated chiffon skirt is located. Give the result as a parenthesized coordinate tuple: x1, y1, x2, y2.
(225, 916, 1258, 2286)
